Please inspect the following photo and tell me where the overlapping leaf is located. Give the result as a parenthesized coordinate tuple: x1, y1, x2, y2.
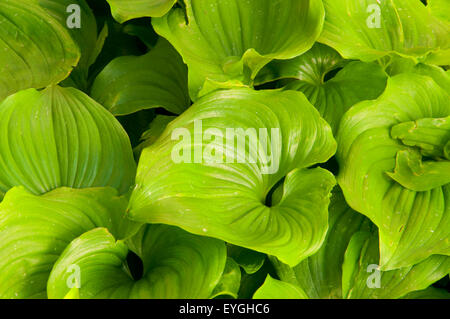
(253, 275, 308, 299)
(0, 0, 79, 101)
(269, 189, 450, 299)
(0, 86, 136, 199)
(0, 187, 139, 298)
(106, 0, 177, 22)
(337, 73, 450, 270)
(153, 0, 325, 99)
(319, 0, 450, 64)
(91, 39, 190, 116)
(38, 0, 108, 91)
(128, 88, 337, 266)
(256, 44, 388, 132)
(47, 225, 227, 299)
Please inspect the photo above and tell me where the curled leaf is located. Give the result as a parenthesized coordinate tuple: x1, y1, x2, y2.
(128, 88, 336, 266)
(0, 86, 136, 198)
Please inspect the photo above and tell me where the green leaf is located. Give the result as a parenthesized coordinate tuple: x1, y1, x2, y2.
(227, 245, 266, 275)
(0, 0, 80, 101)
(270, 189, 450, 299)
(47, 225, 227, 299)
(0, 186, 140, 299)
(38, 0, 106, 91)
(257, 44, 387, 133)
(403, 286, 450, 299)
(253, 275, 308, 299)
(128, 88, 337, 266)
(0, 86, 136, 199)
(152, 0, 325, 99)
(337, 73, 450, 270)
(91, 38, 190, 116)
(341, 230, 450, 299)
(106, 0, 178, 22)
(134, 115, 177, 158)
(270, 189, 372, 299)
(211, 257, 241, 299)
(319, 0, 450, 64)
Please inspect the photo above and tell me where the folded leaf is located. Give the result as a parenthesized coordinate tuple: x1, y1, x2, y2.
(106, 0, 177, 22)
(0, 187, 140, 298)
(256, 44, 387, 132)
(153, 0, 325, 99)
(91, 39, 190, 116)
(128, 88, 337, 266)
(319, 0, 450, 64)
(0, 0, 79, 101)
(337, 74, 450, 269)
(47, 225, 227, 299)
(0, 86, 136, 199)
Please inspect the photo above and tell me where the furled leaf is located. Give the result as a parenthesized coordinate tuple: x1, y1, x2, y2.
(106, 0, 177, 22)
(91, 38, 190, 116)
(0, 186, 140, 299)
(256, 43, 387, 132)
(47, 225, 227, 299)
(0, 0, 80, 101)
(337, 73, 450, 270)
(153, 0, 325, 99)
(319, 0, 450, 64)
(0, 86, 136, 199)
(128, 88, 337, 266)
(253, 275, 308, 299)
(270, 189, 372, 299)
(211, 257, 241, 299)
(38, 0, 106, 91)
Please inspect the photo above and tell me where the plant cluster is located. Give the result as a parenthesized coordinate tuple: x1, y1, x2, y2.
(0, 0, 448, 299)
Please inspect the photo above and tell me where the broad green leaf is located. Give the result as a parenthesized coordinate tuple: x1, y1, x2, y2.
(341, 230, 450, 299)
(319, 0, 450, 64)
(270, 189, 372, 299)
(0, 186, 140, 299)
(337, 74, 450, 270)
(257, 44, 388, 133)
(128, 88, 337, 266)
(270, 189, 450, 299)
(253, 275, 308, 299)
(153, 0, 325, 99)
(0, 0, 80, 101)
(47, 225, 227, 299)
(0, 86, 136, 199)
(91, 39, 190, 116)
(211, 257, 241, 299)
(106, 0, 177, 22)
(227, 245, 266, 275)
(38, 0, 106, 91)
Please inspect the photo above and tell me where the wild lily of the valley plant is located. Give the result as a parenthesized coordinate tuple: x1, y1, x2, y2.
(0, 0, 448, 299)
